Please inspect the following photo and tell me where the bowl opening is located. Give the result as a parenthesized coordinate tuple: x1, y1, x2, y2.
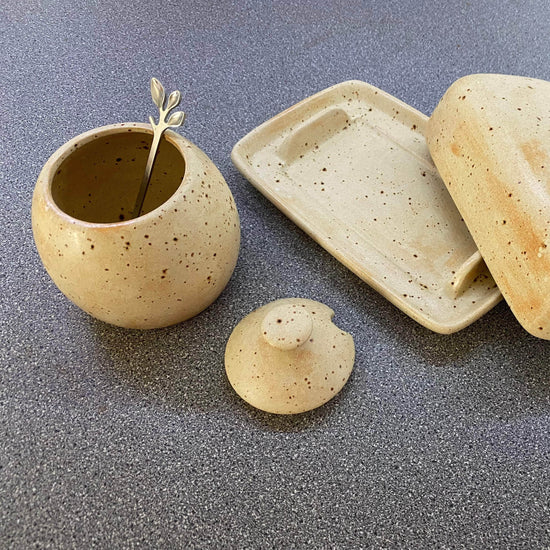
(51, 130, 186, 223)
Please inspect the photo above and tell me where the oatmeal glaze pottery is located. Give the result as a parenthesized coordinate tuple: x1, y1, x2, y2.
(32, 122, 240, 329)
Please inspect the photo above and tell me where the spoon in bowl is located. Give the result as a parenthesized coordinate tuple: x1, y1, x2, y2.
(132, 78, 186, 219)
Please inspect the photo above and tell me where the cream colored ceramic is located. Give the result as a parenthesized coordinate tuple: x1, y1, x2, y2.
(225, 298, 354, 414)
(232, 80, 501, 334)
(32, 122, 240, 329)
(427, 73, 550, 339)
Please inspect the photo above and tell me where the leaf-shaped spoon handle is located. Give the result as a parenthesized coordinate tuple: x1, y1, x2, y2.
(132, 78, 186, 219)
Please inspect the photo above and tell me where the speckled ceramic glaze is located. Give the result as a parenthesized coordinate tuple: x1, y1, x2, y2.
(232, 80, 502, 335)
(32, 123, 240, 329)
(427, 74, 550, 339)
(225, 298, 355, 414)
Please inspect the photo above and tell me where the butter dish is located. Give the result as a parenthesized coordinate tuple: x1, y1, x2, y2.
(232, 80, 501, 334)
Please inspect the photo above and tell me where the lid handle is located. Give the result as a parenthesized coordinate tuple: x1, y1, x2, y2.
(261, 304, 313, 351)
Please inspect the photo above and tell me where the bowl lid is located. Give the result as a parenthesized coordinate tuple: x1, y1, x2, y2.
(225, 298, 355, 414)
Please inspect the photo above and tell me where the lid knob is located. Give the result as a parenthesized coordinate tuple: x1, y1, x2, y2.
(261, 304, 313, 351)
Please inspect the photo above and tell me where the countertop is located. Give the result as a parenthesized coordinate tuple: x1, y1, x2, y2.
(1, 1, 550, 548)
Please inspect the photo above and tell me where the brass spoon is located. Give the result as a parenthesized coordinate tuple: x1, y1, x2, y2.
(132, 78, 186, 219)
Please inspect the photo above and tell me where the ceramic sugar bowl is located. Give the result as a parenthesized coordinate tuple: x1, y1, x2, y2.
(32, 122, 240, 329)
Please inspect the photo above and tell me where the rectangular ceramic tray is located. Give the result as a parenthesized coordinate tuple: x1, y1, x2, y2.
(232, 80, 502, 333)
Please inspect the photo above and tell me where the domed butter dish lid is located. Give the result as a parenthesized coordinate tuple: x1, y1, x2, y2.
(231, 80, 501, 335)
(427, 74, 550, 339)
(225, 298, 355, 414)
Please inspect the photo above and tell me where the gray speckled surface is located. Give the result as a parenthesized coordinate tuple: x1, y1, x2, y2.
(2, 1, 550, 548)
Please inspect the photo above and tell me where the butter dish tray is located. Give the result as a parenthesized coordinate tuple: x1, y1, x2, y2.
(231, 80, 501, 333)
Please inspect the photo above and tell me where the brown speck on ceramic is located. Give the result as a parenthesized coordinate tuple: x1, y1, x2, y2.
(225, 298, 355, 415)
(427, 73, 550, 339)
(32, 122, 241, 329)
